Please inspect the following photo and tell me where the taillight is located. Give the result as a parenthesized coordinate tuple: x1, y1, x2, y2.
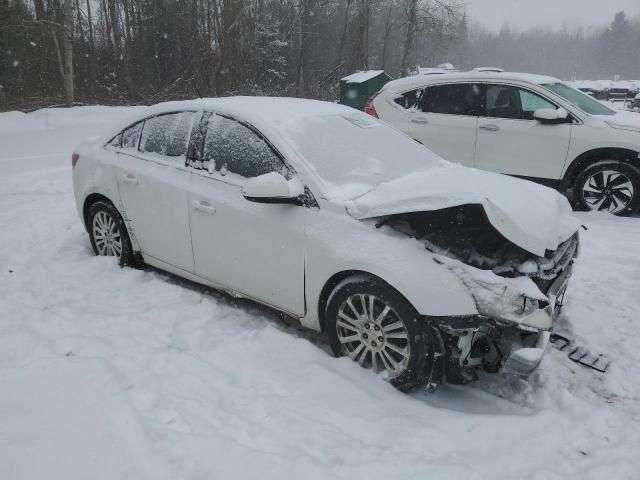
(364, 91, 380, 118)
(71, 153, 79, 168)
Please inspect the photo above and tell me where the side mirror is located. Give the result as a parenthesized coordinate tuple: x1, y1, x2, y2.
(533, 108, 570, 124)
(242, 172, 304, 205)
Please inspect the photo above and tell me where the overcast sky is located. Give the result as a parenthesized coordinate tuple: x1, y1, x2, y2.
(464, 0, 640, 31)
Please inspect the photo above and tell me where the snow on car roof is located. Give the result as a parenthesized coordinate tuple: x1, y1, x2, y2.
(341, 70, 386, 83)
(100, 96, 362, 154)
(382, 71, 562, 92)
(118, 96, 358, 131)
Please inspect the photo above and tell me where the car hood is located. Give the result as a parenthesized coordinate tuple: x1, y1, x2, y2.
(599, 111, 640, 132)
(345, 164, 581, 257)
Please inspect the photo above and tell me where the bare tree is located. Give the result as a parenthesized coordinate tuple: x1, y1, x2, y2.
(63, 0, 74, 106)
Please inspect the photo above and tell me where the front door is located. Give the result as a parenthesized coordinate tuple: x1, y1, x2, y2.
(408, 82, 481, 167)
(475, 84, 571, 180)
(188, 113, 306, 316)
(114, 111, 196, 272)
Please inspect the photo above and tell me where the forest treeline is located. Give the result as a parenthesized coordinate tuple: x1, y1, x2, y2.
(0, 0, 639, 111)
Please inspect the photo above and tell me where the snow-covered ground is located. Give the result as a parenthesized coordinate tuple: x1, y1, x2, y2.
(1, 106, 639, 479)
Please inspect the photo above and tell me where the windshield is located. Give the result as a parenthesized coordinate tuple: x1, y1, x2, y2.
(542, 82, 616, 116)
(280, 112, 444, 201)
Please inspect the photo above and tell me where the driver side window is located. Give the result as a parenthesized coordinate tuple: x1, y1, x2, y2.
(485, 84, 557, 120)
(201, 114, 289, 179)
(519, 89, 557, 120)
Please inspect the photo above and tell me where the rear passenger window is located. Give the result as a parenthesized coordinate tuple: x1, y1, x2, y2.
(140, 112, 194, 157)
(422, 84, 480, 116)
(122, 122, 143, 150)
(202, 115, 288, 179)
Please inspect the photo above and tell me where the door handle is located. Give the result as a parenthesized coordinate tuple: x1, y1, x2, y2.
(121, 173, 138, 185)
(411, 118, 429, 124)
(193, 200, 216, 214)
(479, 124, 500, 132)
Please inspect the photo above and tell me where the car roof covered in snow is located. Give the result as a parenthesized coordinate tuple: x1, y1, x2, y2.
(382, 71, 562, 92)
(130, 96, 357, 127)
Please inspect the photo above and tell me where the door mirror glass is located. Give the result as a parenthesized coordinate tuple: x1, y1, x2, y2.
(533, 108, 569, 124)
(242, 172, 303, 205)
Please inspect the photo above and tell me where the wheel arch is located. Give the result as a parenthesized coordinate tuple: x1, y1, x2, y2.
(562, 147, 640, 191)
(82, 193, 116, 232)
(317, 270, 415, 333)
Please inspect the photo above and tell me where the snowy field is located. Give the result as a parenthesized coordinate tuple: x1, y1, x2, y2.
(1, 106, 640, 479)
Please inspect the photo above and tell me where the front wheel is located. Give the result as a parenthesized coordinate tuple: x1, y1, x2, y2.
(87, 200, 134, 266)
(325, 275, 440, 392)
(573, 161, 640, 215)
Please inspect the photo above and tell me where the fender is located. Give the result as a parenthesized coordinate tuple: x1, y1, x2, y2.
(561, 147, 640, 190)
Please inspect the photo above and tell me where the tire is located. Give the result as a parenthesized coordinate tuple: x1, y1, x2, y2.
(325, 274, 439, 392)
(573, 161, 640, 216)
(87, 200, 135, 266)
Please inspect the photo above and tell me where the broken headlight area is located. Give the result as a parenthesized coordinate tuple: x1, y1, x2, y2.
(378, 205, 578, 327)
(379, 205, 578, 288)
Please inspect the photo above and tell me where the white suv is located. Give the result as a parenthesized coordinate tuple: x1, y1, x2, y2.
(368, 72, 640, 215)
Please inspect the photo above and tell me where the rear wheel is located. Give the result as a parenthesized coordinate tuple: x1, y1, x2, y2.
(325, 275, 440, 392)
(574, 161, 640, 215)
(88, 201, 134, 266)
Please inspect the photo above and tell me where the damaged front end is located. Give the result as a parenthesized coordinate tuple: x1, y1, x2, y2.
(379, 205, 579, 384)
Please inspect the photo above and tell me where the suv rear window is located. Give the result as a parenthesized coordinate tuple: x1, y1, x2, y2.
(422, 84, 481, 116)
(394, 89, 423, 109)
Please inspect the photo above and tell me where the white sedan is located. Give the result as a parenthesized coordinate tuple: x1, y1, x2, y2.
(72, 97, 580, 391)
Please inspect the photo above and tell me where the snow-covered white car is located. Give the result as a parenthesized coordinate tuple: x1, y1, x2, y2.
(368, 72, 640, 215)
(72, 97, 580, 391)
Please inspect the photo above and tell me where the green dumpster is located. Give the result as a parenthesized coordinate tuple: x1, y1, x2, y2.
(339, 70, 393, 111)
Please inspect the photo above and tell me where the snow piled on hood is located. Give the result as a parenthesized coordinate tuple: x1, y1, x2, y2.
(602, 110, 640, 131)
(346, 164, 581, 256)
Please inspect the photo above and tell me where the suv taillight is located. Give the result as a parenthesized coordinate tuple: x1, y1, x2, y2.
(71, 153, 79, 168)
(364, 91, 380, 118)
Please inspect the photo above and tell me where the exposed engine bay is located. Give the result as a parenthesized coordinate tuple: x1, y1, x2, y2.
(378, 205, 578, 285)
(376, 204, 579, 384)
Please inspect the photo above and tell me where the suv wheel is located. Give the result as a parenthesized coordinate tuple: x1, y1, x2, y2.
(88, 201, 135, 266)
(325, 274, 440, 392)
(574, 161, 640, 215)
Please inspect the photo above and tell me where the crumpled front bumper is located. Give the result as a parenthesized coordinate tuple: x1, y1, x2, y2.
(502, 331, 550, 375)
(430, 262, 574, 381)
(498, 265, 572, 374)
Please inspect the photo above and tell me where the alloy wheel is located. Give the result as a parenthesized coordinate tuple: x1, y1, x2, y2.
(336, 294, 410, 376)
(582, 169, 634, 214)
(92, 210, 123, 257)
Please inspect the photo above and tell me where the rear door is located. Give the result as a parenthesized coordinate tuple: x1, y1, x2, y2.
(187, 113, 306, 316)
(113, 111, 197, 272)
(408, 83, 481, 166)
(475, 84, 571, 180)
